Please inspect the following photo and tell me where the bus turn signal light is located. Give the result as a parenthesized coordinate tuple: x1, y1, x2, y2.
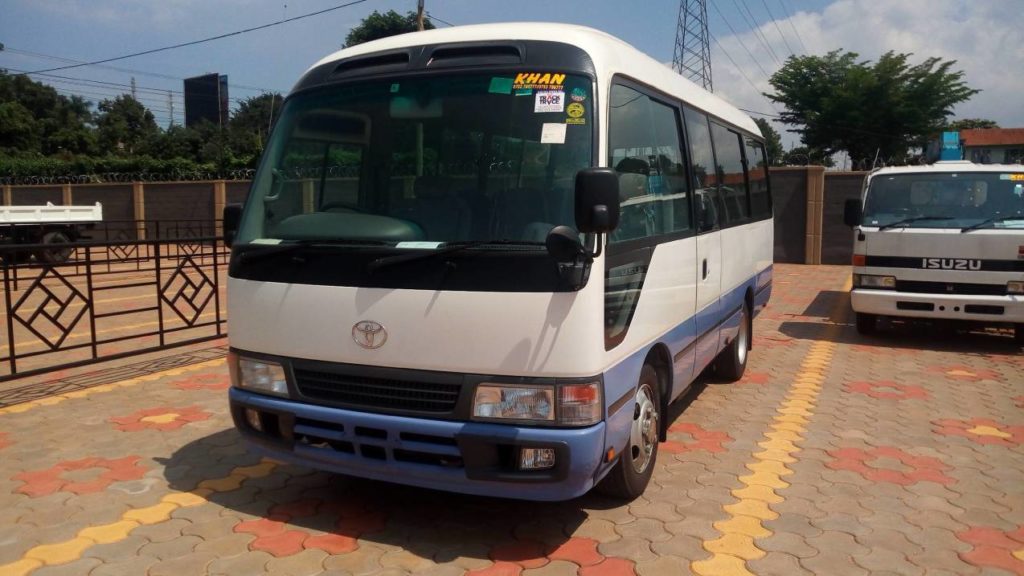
(852, 254, 866, 266)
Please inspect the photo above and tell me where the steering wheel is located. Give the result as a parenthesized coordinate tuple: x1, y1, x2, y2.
(320, 202, 366, 213)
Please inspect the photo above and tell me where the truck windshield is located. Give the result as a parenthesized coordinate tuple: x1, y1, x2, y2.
(862, 172, 1024, 229)
(235, 72, 593, 246)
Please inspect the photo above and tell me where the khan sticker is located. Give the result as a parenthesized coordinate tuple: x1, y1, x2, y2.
(570, 87, 587, 102)
(566, 102, 585, 119)
(534, 91, 565, 113)
(1000, 173, 1024, 181)
(512, 72, 566, 90)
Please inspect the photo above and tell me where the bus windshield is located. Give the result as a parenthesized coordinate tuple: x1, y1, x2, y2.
(862, 172, 1024, 229)
(236, 72, 593, 246)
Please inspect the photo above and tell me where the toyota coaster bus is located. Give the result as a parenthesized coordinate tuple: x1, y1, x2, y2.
(845, 162, 1024, 342)
(223, 23, 774, 500)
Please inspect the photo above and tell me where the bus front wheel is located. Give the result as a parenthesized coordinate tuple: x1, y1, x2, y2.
(855, 312, 877, 335)
(597, 364, 660, 500)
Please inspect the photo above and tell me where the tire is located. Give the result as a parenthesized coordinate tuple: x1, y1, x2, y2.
(714, 302, 750, 382)
(1015, 324, 1024, 346)
(35, 230, 73, 264)
(855, 312, 877, 335)
(597, 364, 660, 500)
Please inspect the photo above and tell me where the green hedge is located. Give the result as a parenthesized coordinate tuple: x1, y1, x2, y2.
(0, 155, 257, 182)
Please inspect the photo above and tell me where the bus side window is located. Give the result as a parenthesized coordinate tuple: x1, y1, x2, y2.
(709, 121, 750, 224)
(683, 107, 719, 232)
(745, 139, 772, 219)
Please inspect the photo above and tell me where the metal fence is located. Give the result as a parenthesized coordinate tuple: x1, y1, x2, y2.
(0, 233, 228, 381)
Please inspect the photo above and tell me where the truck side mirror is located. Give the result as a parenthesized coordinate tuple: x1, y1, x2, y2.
(575, 168, 620, 234)
(843, 199, 862, 227)
(223, 204, 243, 247)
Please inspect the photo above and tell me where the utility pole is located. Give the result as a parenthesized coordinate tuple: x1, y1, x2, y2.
(416, 0, 425, 31)
(167, 90, 174, 127)
(131, 77, 137, 99)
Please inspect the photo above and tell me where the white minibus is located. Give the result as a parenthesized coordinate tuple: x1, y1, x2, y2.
(224, 23, 774, 500)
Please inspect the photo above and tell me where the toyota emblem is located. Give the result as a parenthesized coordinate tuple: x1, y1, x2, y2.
(352, 321, 387, 349)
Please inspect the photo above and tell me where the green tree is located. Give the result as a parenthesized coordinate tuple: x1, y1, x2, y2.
(781, 146, 835, 167)
(753, 118, 784, 165)
(228, 93, 283, 161)
(0, 71, 95, 156)
(766, 50, 978, 162)
(96, 95, 159, 155)
(344, 10, 434, 48)
(0, 101, 40, 154)
(946, 118, 999, 131)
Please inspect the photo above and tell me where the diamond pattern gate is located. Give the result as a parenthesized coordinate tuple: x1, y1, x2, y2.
(0, 236, 226, 381)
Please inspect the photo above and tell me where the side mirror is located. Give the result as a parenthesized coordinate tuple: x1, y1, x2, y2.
(223, 204, 243, 247)
(545, 225, 584, 263)
(575, 168, 620, 234)
(843, 199, 862, 227)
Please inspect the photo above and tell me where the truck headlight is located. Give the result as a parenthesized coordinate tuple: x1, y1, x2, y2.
(229, 352, 289, 397)
(853, 274, 896, 289)
(472, 381, 602, 426)
(1009, 281, 1024, 295)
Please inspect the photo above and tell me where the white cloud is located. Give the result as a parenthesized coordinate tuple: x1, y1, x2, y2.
(707, 0, 1024, 151)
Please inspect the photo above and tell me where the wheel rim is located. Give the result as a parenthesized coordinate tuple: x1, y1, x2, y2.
(737, 306, 749, 365)
(629, 384, 658, 474)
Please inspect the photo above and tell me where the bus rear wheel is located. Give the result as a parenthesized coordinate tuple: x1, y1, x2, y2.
(597, 364, 660, 500)
(35, 230, 74, 264)
(714, 302, 750, 381)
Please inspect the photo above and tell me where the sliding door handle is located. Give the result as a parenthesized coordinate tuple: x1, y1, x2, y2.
(702, 258, 708, 280)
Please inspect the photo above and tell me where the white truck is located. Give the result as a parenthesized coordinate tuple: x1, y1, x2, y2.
(0, 202, 103, 263)
(844, 162, 1024, 343)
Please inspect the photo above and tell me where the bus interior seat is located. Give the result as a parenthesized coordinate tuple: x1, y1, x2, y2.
(394, 175, 472, 241)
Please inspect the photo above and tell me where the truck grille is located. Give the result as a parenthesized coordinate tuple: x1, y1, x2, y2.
(895, 280, 1007, 296)
(293, 369, 461, 413)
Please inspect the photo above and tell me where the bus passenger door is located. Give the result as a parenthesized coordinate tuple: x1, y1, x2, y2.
(694, 190, 723, 372)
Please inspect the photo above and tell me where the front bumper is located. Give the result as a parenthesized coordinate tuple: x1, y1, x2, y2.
(851, 289, 1024, 323)
(230, 388, 607, 501)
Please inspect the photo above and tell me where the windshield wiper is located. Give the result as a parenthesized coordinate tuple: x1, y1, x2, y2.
(876, 216, 956, 231)
(368, 240, 545, 273)
(237, 239, 390, 264)
(960, 214, 1024, 233)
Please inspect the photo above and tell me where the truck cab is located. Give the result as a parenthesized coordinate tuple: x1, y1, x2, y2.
(845, 162, 1024, 342)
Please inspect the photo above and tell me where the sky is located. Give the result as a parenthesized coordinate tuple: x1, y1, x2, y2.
(2, 0, 1022, 152)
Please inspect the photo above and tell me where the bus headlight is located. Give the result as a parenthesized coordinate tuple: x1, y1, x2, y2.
(853, 274, 896, 289)
(472, 382, 602, 426)
(230, 353, 289, 397)
(1008, 281, 1024, 295)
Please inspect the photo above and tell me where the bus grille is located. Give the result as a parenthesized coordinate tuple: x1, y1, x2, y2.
(293, 369, 461, 413)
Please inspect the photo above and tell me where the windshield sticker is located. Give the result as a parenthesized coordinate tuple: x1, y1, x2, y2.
(251, 238, 282, 245)
(514, 88, 533, 96)
(540, 123, 567, 144)
(565, 102, 586, 125)
(396, 241, 444, 249)
(512, 72, 566, 90)
(1000, 174, 1024, 181)
(535, 91, 565, 113)
(488, 77, 513, 94)
(570, 87, 587, 102)
(390, 83, 400, 93)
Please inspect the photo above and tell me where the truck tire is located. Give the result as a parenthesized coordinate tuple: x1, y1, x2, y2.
(1015, 324, 1023, 346)
(855, 312, 877, 335)
(597, 364, 660, 500)
(36, 230, 74, 264)
(714, 302, 750, 381)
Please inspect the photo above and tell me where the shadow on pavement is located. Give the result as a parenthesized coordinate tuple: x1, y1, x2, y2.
(779, 317, 1021, 355)
(161, 428, 636, 562)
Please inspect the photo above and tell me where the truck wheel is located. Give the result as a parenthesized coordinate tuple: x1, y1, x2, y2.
(855, 312, 877, 335)
(1015, 324, 1024, 346)
(714, 302, 750, 381)
(36, 230, 73, 264)
(597, 364, 660, 500)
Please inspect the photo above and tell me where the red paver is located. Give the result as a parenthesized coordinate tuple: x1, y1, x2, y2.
(109, 405, 211, 431)
(13, 455, 147, 497)
(844, 379, 929, 400)
(957, 526, 1024, 574)
(826, 446, 956, 486)
(933, 417, 1024, 446)
(663, 423, 732, 454)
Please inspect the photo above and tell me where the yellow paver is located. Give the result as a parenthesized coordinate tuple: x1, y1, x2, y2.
(966, 425, 1012, 439)
(692, 276, 851, 576)
(78, 520, 140, 544)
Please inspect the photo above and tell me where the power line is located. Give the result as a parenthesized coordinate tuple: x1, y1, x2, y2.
(760, 0, 796, 57)
(709, 0, 773, 81)
(737, 0, 782, 66)
(708, 32, 773, 112)
(3, 47, 282, 93)
(731, 0, 781, 67)
(426, 12, 454, 27)
(777, 0, 809, 54)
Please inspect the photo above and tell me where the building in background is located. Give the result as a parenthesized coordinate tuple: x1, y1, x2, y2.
(960, 128, 1024, 164)
(183, 73, 229, 128)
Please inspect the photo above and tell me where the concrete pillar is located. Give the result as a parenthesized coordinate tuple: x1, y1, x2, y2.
(302, 179, 315, 213)
(2, 185, 11, 206)
(132, 182, 146, 240)
(62, 184, 73, 205)
(804, 166, 826, 265)
(213, 180, 227, 237)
